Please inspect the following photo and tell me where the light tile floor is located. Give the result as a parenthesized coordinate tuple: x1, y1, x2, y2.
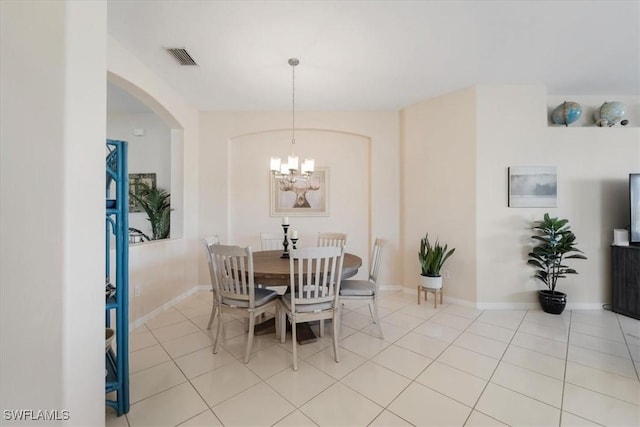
(107, 290, 640, 426)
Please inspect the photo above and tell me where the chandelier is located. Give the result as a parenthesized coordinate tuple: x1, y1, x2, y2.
(270, 58, 314, 183)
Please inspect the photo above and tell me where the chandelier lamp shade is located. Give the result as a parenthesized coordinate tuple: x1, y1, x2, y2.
(270, 58, 315, 182)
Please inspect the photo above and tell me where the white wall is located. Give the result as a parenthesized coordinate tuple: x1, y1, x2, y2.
(1, 1, 105, 425)
(476, 87, 640, 308)
(198, 111, 401, 288)
(107, 37, 200, 322)
(107, 113, 171, 237)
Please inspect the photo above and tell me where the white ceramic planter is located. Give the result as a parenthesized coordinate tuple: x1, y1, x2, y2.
(419, 275, 442, 289)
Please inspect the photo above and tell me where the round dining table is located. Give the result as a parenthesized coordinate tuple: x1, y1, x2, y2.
(252, 249, 362, 344)
(252, 250, 362, 286)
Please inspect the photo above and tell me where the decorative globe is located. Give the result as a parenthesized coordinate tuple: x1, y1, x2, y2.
(551, 101, 582, 126)
(594, 101, 627, 127)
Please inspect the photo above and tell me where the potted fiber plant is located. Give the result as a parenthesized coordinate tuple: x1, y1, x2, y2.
(418, 234, 455, 289)
(527, 213, 587, 314)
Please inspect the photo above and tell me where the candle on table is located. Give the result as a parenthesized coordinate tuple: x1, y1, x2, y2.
(282, 217, 289, 225)
(291, 230, 298, 239)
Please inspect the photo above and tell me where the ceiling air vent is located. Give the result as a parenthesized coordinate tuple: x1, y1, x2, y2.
(164, 47, 198, 66)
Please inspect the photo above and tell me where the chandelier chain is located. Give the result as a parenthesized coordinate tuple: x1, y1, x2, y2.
(291, 60, 296, 146)
(270, 57, 313, 182)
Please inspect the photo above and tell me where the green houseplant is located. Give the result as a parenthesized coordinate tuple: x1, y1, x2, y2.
(129, 182, 171, 241)
(418, 234, 455, 289)
(527, 213, 587, 314)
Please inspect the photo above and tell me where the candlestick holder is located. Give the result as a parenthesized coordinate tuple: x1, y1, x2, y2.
(291, 238, 298, 250)
(281, 224, 290, 258)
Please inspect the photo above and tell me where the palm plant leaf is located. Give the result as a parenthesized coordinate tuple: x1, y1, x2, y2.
(129, 182, 172, 240)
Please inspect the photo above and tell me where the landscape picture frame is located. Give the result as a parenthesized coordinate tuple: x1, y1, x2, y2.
(508, 166, 557, 208)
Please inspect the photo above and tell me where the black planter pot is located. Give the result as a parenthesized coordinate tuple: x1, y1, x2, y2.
(538, 290, 567, 314)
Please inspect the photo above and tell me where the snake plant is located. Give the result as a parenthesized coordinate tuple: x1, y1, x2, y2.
(418, 234, 455, 277)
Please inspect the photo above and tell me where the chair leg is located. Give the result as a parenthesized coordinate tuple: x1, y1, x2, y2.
(319, 319, 325, 338)
(213, 308, 222, 354)
(371, 300, 384, 339)
(332, 313, 340, 363)
(244, 315, 256, 363)
(291, 318, 298, 371)
(206, 305, 217, 330)
(280, 311, 287, 344)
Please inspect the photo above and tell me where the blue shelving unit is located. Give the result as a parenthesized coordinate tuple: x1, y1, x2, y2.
(105, 139, 129, 415)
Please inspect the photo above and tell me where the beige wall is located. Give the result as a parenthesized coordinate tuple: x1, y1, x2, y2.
(402, 85, 639, 308)
(400, 88, 478, 303)
(230, 130, 369, 266)
(198, 111, 401, 288)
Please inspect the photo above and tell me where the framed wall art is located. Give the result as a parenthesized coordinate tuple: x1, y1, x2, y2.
(129, 173, 156, 212)
(271, 167, 329, 216)
(508, 166, 557, 208)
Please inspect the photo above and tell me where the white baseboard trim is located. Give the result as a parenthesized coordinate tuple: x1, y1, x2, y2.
(129, 284, 210, 331)
(379, 284, 405, 291)
(129, 284, 609, 330)
(476, 302, 540, 310)
(476, 301, 607, 310)
(392, 286, 608, 311)
(566, 302, 608, 310)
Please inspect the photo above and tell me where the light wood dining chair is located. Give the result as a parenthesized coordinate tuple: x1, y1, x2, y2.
(202, 235, 221, 330)
(317, 232, 348, 248)
(207, 244, 279, 363)
(339, 238, 385, 338)
(279, 246, 345, 370)
(315, 233, 347, 333)
(260, 232, 282, 251)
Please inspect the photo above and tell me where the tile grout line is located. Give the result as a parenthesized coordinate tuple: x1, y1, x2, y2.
(558, 309, 574, 426)
(116, 292, 640, 427)
(614, 313, 640, 382)
(460, 308, 528, 426)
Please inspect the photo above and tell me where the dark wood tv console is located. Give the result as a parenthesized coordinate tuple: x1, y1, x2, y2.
(611, 245, 640, 320)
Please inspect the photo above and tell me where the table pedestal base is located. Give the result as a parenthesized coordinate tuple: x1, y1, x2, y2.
(253, 317, 318, 344)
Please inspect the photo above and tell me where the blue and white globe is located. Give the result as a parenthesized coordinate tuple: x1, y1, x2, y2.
(551, 101, 582, 126)
(594, 101, 627, 127)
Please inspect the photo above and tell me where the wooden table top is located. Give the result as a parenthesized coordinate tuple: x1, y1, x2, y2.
(252, 250, 362, 285)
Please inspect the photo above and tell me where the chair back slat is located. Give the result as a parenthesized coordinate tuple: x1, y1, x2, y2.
(290, 246, 344, 310)
(210, 244, 254, 306)
(260, 232, 282, 251)
(202, 236, 221, 298)
(369, 238, 385, 284)
(317, 232, 348, 248)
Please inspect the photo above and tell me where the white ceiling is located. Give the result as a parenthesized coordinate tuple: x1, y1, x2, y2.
(107, 0, 640, 112)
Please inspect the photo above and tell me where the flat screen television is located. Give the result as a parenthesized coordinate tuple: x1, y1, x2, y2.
(631, 173, 640, 245)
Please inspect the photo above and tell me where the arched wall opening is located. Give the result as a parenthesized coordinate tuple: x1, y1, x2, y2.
(106, 72, 184, 240)
(229, 128, 372, 279)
